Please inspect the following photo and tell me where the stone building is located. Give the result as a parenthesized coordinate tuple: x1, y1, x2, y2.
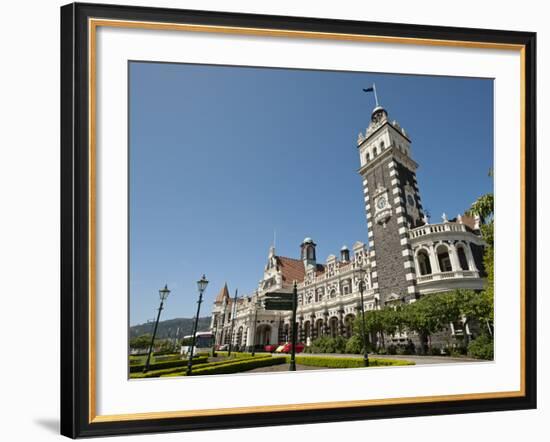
(210, 103, 486, 351)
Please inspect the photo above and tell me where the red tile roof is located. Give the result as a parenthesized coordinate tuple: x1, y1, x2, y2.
(276, 256, 306, 285)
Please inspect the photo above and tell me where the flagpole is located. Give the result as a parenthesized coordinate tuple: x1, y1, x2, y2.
(373, 83, 379, 107)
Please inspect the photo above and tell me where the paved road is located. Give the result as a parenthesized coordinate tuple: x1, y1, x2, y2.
(252, 352, 486, 366)
(304, 353, 485, 365)
(245, 353, 488, 373)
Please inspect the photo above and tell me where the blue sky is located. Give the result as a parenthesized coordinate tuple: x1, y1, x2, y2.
(129, 62, 493, 326)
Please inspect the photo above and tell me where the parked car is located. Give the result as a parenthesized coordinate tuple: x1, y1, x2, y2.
(264, 344, 277, 353)
(218, 344, 229, 351)
(280, 342, 305, 354)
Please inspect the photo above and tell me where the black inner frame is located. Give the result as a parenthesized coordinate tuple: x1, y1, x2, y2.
(60, 2, 537, 438)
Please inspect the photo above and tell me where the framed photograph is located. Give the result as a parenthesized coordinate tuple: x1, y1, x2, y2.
(60, 2, 537, 438)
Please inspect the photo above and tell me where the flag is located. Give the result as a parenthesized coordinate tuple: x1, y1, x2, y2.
(363, 87, 374, 93)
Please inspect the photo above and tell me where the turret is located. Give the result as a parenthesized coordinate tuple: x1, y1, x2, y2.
(300, 237, 317, 270)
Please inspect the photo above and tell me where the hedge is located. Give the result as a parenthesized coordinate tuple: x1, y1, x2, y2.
(188, 356, 286, 376)
(157, 355, 277, 378)
(286, 356, 415, 369)
(132, 354, 274, 379)
(129, 355, 208, 373)
(214, 352, 262, 359)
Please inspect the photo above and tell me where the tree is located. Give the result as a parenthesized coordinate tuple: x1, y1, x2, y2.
(468, 187, 495, 336)
(129, 334, 152, 350)
(400, 292, 462, 353)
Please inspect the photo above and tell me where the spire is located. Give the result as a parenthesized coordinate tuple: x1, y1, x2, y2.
(214, 283, 230, 304)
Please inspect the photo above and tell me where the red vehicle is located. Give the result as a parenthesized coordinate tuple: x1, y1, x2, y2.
(280, 342, 305, 354)
(264, 344, 277, 352)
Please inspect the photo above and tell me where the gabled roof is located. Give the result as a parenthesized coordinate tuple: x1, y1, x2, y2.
(276, 256, 306, 284)
(214, 283, 230, 304)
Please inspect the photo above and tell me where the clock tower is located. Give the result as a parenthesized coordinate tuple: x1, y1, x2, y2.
(357, 105, 426, 304)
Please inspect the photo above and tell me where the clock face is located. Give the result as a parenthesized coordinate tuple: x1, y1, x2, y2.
(407, 194, 415, 207)
(376, 196, 387, 210)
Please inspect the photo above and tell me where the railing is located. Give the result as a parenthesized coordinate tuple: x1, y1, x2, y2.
(416, 270, 479, 283)
(408, 222, 467, 239)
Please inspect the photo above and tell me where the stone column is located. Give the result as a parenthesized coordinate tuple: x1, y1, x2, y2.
(465, 242, 479, 271)
(245, 326, 254, 347)
(299, 316, 304, 343)
(429, 243, 440, 273)
(323, 312, 329, 336)
(310, 314, 316, 340)
(448, 243, 461, 272)
(270, 323, 279, 345)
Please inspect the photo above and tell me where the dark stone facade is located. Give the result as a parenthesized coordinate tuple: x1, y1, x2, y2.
(362, 150, 419, 304)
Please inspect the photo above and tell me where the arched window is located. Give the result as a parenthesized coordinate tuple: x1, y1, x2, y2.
(329, 317, 339, 338)
(330, 289, 336, 298)
(373, 147, 378, 157)
(417, 249, 432, 275)
(304, 321, 311, 340)
(436, 244, 453, 272)
(380, 140, 385, 150)
(365, 153, 370, 163)
(457, 245, 470, 270)
(316, 288, 324, 302)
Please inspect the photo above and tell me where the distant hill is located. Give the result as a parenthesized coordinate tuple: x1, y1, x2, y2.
(130, 316, 211, 340)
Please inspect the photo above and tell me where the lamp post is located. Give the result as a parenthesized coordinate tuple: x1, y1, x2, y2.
(251, 296, 262, 356)
(357, 270, 370, 367)
(227, 289, 238, 357)
(289, 281, 298, 372)
(143, 284, 171, 373)
(211, 314, 218, 357)
(186, 274, 209, 376)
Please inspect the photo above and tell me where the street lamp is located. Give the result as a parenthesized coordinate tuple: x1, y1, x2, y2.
(227, 289, 238, 357)
(211, 314, 218, 357)
(143, 284, 171, 373)
(356, 269, 370, 367)
(187, 274, 209, 376)
(251, 296, 263, 357)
